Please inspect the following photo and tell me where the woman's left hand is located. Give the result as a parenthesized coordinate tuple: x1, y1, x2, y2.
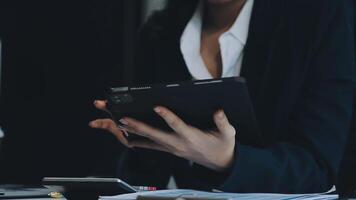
(90, 102, 236, 172)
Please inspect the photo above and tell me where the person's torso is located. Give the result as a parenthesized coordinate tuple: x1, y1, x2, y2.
(134, 0, 344, 188)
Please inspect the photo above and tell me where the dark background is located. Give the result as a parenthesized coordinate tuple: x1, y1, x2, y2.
(0, 0, 144, 183)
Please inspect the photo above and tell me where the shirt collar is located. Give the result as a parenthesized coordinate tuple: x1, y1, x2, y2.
(182, 0, 254, 46)
(227, 0, 254, 45)
(181, 0, 254, 49)
(180, 0, 254, 79)
(180, 1, 204, 55)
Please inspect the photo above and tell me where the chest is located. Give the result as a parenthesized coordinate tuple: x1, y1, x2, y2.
(151, 24, 311, 141)
(200, 30, 226, 78)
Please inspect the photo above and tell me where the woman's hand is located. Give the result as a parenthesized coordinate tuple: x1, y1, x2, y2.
(90, 100, 236, 172)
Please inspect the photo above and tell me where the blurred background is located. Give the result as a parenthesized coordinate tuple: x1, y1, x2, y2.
(0, 0, 167, 183)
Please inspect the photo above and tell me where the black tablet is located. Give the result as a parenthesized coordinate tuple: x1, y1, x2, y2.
(106, 77, 261, 145)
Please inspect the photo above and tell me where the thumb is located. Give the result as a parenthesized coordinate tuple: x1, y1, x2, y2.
(213, 110, 236, 138)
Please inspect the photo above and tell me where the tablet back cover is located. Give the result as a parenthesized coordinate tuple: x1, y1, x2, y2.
(107, 77, 262, 146)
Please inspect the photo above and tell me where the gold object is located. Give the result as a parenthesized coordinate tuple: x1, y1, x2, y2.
(48, 191, 64, 199)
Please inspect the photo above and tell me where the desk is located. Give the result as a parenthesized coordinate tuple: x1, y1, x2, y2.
(9, 198, 66, 200)
(1, 184, 355, 200)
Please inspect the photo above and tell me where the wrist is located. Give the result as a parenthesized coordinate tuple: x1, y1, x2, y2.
(212, 142, 236, 172)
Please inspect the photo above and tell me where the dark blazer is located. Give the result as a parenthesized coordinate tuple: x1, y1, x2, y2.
(117, 0, 356, 193)
(335, 3, 356, 195)
(338, 94, 356, 196)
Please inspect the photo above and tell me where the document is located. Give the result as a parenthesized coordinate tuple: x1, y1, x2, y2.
(99, 189, 338, 200)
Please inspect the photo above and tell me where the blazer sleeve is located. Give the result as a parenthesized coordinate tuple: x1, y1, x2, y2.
(217, 1, 355, 193)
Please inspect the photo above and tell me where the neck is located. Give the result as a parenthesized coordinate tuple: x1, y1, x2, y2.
(203, 0, 246, 31)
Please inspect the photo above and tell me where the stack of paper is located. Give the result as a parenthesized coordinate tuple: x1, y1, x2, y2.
(99, 189, 338, 200)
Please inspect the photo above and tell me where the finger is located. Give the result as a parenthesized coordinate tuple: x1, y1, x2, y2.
(120, 125, 151, 138)
(129, 140, 170, 153)
(121, 126, 175, 151)
(213, 110, 236, 138)
(90, 119, 117, 132)
(89, 119, 130, 147)
(94, 100, 109, 112)
(153, 106, 189, 135)
(120, 117, 174, 145)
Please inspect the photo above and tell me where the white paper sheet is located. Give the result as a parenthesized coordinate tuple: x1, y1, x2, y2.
(99, 189, 338, 200)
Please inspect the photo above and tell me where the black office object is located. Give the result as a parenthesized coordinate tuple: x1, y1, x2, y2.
(0, 185, 56, 199)
(43, 177, 136, 200)
(106, 77, 261, 145)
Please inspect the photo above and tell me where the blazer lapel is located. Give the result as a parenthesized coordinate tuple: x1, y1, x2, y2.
(241, 0, 284, 114)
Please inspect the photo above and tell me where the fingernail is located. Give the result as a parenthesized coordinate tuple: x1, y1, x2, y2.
(119, 118, 129, 125)
(218, 110, 225, 119)
(154, 107, 161, 113)
(89, 121, 97, 127)
(123, 130, 129, 137)
(93, 100, 97, 105)
(117, 124, 127, 130)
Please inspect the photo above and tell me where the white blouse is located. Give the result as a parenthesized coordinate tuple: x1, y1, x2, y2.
(180, 0, 254, 80)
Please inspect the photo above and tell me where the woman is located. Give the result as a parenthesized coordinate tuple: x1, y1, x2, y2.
(90, 0, 355, 193)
